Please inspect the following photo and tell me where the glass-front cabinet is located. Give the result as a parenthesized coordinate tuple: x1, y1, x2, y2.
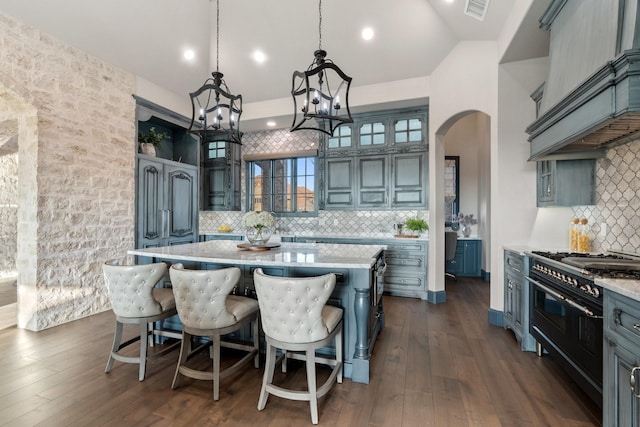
(320, 107, 428, 210)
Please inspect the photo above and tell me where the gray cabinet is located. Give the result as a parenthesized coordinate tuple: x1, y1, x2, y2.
(383, 240, 427, 299)
(290, 236, 428, 300)
(502, 249, 535, 352)
(391, 152, 426, 208)
(446, 239, 482, 277)
(604, 290, 640, 427)
(325, 157, 355, 209)
(201, 141, 241, 211)
(536, 159, 595, 207)
(320, 106, 428, 211)
(357, 156, 387, 208)
(136, 156, 199, 248)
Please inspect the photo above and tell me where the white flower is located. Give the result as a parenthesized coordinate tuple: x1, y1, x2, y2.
(456, 213, 478, 226)
(241, 211, 275, 228)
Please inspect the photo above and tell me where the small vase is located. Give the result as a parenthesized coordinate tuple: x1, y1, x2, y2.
(462, 225, 472, 238)
(139, 143, 156, 156)
(246, 226, 272, 246)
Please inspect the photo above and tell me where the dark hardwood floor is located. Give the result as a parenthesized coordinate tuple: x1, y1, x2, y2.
(0, 277, 601, 426)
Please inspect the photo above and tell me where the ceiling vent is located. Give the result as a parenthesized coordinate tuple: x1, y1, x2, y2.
(464, 0, 490, 21)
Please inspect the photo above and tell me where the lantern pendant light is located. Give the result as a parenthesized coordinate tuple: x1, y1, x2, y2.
(290, 0, 353, 136)
(188, 0, 243, 144)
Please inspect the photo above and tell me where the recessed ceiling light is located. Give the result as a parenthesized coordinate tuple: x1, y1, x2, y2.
(183, 49, 195, 61)
(253, 50, 267, 64)
(266, 121, 276, 127)
(361, 27, 374, 41)
(444, 0, 455, 3)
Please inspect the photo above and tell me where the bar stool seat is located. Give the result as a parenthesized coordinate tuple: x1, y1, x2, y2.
(102, 260, 180, 381)
(253, 268, 343, 425)
(169, 263, 259, 401)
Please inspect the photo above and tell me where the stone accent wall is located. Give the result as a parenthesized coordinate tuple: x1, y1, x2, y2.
(573, 138, 640, 254)
(0, 12, 137, 330)
(0, 152, 18, 278)
(200, 127, 429, 237)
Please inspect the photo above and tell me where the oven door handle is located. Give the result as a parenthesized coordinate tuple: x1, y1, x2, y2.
(525, 276, 603, 319)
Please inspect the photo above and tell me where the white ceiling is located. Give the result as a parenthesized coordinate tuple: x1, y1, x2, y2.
(0, 0, 550, 128)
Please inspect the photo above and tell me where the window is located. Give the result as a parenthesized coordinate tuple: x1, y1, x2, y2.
(395, 118, 423, 143)
(205, 141, 226, 159)
(359, 122, 385, 145)
(444, 156, 460, 225)
(247, 156, 316, 215)
(327, 126, 352, 148)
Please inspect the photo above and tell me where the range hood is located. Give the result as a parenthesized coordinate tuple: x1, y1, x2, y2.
(525, 0, 640, 161)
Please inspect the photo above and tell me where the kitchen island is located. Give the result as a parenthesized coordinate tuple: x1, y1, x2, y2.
(128, 240, 386, 384)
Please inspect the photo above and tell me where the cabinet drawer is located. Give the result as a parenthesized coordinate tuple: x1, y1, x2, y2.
(605, 291, 640, 346)
(386, 242, 426, 253)
(384, 274, 423, 289)
(386, 255, 425, 269)
(504, 251, 524, 275)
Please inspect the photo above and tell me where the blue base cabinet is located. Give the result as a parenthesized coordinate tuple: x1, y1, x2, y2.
(446, 238, 482, 277)
(502, 250, 535, 352)
(604, 290, 640, 426)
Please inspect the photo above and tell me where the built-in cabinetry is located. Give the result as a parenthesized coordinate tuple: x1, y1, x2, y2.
(321, 107, 428, 210)
(502, 249, 535, 352)
(287, 236, 428, 300)
(446, 238, 482, 277)
(135, 97, 199, 248)
(604, 289, 640, 426)
(536, 159, 595, 207)
(136, 156, 198, 248)
(201, 140, 241, 211)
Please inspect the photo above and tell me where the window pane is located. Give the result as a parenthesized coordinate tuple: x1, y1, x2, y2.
(373, 122, 385, 133)
(247, 156, 316, 215)
(361, 123, 372, 134)
(409, 130, 422, 142)
(395, 120, 407, 132)
(361, 135, 372, 145)
(395, 132, 407, 143)
(409, 118, 421, 130)
(373, 134, 385, 144)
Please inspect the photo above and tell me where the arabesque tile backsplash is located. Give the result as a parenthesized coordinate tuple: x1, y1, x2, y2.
(573, 138, 640, 254)
(199, 127, 428, 238)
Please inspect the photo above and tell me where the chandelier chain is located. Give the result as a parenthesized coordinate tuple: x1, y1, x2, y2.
(216, 0, 220, 72)
(318, 0, 322, 51)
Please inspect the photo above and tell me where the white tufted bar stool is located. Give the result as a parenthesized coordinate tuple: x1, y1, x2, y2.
(253, 268, 343, 425)
(169, 263, 259, 401)
(102, 260, 180, 381)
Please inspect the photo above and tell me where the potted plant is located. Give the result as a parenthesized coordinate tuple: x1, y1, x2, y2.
(404, 217, 429, 236)
(138, 127, 168, 157)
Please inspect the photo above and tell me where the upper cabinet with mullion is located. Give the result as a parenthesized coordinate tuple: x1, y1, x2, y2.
(320, 107, 428, 210)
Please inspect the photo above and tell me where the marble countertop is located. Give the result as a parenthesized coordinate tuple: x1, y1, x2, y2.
(129, 240, 385, 269)
(597, 278, 640, 301)
(200, 231, 485, 241)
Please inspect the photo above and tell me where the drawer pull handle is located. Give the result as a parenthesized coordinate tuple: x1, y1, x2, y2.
(634, 323, 640, 331)
(631, 367, 640, 398)
(614, 308, 622, 326)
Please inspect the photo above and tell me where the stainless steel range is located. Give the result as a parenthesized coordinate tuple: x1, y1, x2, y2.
(525, 250, 640, 408)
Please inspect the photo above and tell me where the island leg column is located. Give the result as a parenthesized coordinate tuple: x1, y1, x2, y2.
(352, 285, 371, 384)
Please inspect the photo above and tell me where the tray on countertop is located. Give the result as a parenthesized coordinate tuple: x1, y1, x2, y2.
(237, 243, 281, 251)
(394, 234, 419, 238)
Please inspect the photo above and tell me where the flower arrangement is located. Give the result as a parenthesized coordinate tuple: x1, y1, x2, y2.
(242, 211, 276, 245)
(456, 213, 478, 226)
(241, 211, 275, 229)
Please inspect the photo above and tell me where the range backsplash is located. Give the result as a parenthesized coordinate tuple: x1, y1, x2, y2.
(573, 138, 640, 254)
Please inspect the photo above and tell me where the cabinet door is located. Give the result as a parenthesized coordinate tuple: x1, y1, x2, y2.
(357, 156, 387, 208)
(137, 158, 164, 248)
(537, 160, 555, 204)
(165, 164, 198, 245)
(504, 276, 515, 328)
(391, 152, 426, 208)
(604, 337, 640, 427)
(325, 157, 354, 209)
(460, 240, 482, 277)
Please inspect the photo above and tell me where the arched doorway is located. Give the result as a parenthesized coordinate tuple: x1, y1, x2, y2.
(0, 79, 38, 329)
(428, 110, 491, 301)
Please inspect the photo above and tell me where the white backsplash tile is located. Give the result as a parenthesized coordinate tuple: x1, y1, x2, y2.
(573, 138, 640, 254)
